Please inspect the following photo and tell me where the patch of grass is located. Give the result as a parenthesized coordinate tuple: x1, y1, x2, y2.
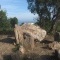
(12, 44, 20, 52)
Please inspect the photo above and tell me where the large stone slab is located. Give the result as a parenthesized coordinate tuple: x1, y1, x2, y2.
(14, 23, 47, 50)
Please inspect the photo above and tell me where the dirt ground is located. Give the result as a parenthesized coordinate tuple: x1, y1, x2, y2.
(0, 35, 15, 60)
(0, 35, 59, 60)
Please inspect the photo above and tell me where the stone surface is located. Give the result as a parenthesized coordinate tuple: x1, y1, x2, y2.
(14, 23, 47, 44)
(49, 41, 60, 59)
(49, 42, 60, 50)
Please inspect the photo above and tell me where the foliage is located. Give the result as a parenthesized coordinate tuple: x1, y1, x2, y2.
(27, 0, 60, 32)
(0, 10, 11, 29)
(56, 21, 60, 32)
(20, 22, 24, 26)
(0, 9, 18, 34)
(12, 44, 20, 52)
(9, 17, 18, 28)
(35, 17, 52, 32)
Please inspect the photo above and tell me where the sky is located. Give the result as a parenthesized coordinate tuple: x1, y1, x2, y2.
(0, 0, 38, 24)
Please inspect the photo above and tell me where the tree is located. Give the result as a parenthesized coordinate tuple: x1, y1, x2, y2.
(9, 17, 18, 28)
(0, 7, 18, 34)
(20, 22, 24, 26)
(35, 17, 52, 32)
(0, 10, 10, 28)
(27, 0, 60, 32)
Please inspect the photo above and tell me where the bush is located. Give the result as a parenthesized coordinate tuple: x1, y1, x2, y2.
(0, 28, 14, 35)
(56, 22, 60, 32)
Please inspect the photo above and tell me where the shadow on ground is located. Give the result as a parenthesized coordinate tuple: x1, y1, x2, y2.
(0, 38, 16, 44)
(3, 55, 12, 60)
(40, 40, 53, 44)
(2, 52, 59, 60)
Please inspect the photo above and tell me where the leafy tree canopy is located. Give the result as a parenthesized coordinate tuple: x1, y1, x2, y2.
(27, 0, 60, 32)
(27, 0, 60, 18)
(0, 10, 8, 28)
(9, 17, 18, 28)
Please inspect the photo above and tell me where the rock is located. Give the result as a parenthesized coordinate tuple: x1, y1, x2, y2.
(19, 46, 25, 54)
(14, 23, 46, 43)
(14, 23, 46, 50)
(58, 50, 60, 59)
(49, 42, 60, 59)
(49, 42, 60, 50)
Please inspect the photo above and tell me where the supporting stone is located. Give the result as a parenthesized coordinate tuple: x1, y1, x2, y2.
(14, 28, 19, 44)
(30, 37, 34, 50)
